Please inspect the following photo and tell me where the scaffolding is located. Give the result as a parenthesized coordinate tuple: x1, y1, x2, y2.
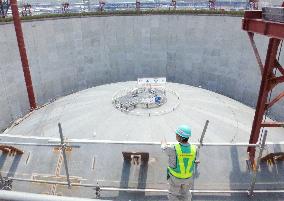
(0, 120, 284, 199)
(0, 0, 259, 16)
(0, 0, 10, 18)
(242, 3, 284, 163)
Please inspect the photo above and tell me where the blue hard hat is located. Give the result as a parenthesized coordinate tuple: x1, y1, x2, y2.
(175, 125, 192, 138)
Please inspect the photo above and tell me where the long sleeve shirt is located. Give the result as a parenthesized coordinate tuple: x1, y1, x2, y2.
(161, 142, 197, 185)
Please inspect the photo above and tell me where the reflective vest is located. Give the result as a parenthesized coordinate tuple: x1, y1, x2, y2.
(168, 144, 196, 179)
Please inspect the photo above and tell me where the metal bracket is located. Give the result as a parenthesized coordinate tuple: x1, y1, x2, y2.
(0, 145, 23, 155)
(0, 175, 12, 190)
(261, 152, 284, 165)
(122, 152, 149, 165)
(95, 184, 101, 198)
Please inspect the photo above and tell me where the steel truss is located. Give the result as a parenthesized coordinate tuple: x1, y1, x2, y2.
(242, 7, 284, 163)
(208, 0, 215, 10)
(10, 0, 36, 110)
(0, 0, 10, 18)
(248, 0, 258, 10)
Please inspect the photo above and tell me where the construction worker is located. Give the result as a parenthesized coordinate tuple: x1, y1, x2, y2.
(161, 125, 197, 201)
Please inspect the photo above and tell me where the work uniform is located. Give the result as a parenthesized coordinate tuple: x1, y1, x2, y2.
(162, 143, 197, 201)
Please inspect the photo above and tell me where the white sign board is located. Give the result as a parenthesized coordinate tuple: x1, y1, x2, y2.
(142, 97, 156, 104)
(137, 77, 166, 85)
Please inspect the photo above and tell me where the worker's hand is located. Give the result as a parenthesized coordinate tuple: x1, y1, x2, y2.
(194, 160, 200, 164)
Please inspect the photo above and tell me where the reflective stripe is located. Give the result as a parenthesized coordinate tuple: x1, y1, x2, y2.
(168, 144, 196, 179)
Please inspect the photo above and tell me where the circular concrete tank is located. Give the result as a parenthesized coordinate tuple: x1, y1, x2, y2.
(0, 15, 283, 132)
(0, 13, 284, 201)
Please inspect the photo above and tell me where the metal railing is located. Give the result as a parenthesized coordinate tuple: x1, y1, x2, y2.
(0, 190, 98, 201)
(1, 121, 284, 199)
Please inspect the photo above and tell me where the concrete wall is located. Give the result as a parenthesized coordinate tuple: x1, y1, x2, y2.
(0, 15, 283, 131)
(271, 0, 283, 6)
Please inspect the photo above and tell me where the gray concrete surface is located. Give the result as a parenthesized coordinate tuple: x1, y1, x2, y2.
(4, 82, 284, 143)
(0, 134, 283, 200)
(0, 15, 283, 132)
(271, 0, 284, 6)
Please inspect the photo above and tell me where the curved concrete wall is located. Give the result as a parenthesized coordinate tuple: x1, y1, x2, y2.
(0, 15, 283, 131)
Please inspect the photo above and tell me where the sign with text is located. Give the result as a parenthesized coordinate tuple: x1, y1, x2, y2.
(137, 77, 166, 85)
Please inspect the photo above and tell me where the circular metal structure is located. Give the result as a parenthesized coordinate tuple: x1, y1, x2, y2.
(113, 87, 167, 111)
(112, 86, 180, 116)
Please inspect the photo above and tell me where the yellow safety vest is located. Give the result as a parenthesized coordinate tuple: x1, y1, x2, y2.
(168, 144, 196, 179)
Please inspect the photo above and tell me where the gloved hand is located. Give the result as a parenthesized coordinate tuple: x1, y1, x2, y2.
(194, 160, 200, 164)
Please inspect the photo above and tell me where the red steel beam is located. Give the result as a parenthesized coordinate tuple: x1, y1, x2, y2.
(261, 122, 284, 127)
(10, 0, 36, 110)
(243, 10, 262, 19)
(265, 92, 284, 109)
(267, 76, 284, 91)
(248, 32, 264, 74)
(269, 76, 284, 86)
(276, 60, 284, 75)
(247, 38, 281, 161)
(243, 3, 284, 163)
(242, 18, 284, 40)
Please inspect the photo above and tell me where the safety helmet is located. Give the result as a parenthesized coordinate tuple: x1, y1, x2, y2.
(175, 125, 191, 138)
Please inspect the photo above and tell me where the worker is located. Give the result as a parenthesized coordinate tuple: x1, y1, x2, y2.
(161, 125, 197, 201)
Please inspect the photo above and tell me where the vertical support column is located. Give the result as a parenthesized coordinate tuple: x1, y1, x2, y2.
(58, 123, 71, 188)
(248, 38, 281, 162)
(195, 120, 209, 164)
(10, 0, 36, 110)
(193, 120, 209, 183)
(248, 130, 267, 197)
(199, 120, 209, 147)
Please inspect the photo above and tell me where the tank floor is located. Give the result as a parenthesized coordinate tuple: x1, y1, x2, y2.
(4, 82, 284, 143)
(1, 82, 284, 200)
